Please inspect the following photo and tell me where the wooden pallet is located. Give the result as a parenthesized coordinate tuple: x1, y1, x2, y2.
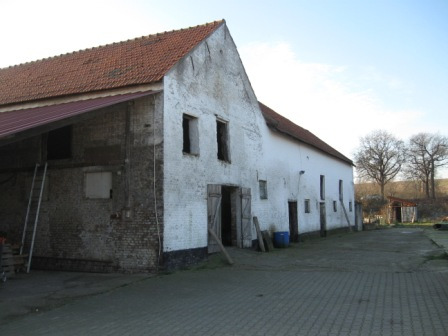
(1, 244, 15, 277)
(1, 244, 28, 277)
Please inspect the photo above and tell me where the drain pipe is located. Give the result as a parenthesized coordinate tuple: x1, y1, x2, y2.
(123, 101, 133, 218)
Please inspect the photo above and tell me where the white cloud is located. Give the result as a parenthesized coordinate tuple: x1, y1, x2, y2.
(239, 42, 424, 159)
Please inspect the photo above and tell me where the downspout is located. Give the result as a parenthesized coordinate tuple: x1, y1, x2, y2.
(152, 95, 162, 269)
(124, 101, 133, 218)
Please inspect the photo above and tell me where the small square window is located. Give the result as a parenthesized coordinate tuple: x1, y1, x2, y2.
(304, 199, 311, 213)
(259, 180, 267, 199)
(333, 201, 337, 212)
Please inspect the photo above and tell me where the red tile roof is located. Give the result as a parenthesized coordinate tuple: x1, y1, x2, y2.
(259, 102, 353, 165)
(0, 20, 224, 106)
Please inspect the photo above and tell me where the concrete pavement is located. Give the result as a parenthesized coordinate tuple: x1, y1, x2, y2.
(1, 228, 448, 335)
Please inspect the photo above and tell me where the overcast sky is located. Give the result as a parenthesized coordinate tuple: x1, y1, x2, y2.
(1, 0, 447, 177)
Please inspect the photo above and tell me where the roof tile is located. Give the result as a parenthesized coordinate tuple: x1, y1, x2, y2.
(259, 102, 353, 165)
(0, 20, 224, 106)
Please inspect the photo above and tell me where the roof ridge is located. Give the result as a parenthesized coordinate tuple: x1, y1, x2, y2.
(1, 20, 225, 70)
(258, 101, 353, 165)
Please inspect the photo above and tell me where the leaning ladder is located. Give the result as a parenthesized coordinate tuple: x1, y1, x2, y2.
(340, 200, 352, 232)
(21, 162, 48, 273)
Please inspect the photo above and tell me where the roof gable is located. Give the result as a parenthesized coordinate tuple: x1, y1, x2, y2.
(0, 20, 224, 106)
(259, 102, 353, 165)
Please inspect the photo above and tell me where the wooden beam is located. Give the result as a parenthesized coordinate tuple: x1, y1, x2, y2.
(208, 227, 234, 265)
(253, 216, 266, 252)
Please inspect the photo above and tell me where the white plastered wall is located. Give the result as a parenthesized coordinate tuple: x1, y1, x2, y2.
(162, 23, 355, 253)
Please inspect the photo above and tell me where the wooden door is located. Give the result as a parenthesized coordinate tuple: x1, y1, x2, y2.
(320, 202, 327, 237)
(207, 184, 222, 253)
(240, 187, 252, 248)
(288, 201, 298, 242)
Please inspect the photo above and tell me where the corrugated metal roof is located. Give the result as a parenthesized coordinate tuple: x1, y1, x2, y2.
(0, 91, 158, 139)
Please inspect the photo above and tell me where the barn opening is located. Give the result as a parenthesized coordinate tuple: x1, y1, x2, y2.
(221, 186, 238, 246)
(207, 184, 252, 253)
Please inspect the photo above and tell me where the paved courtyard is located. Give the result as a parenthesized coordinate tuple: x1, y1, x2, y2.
(1, 228, 448, 335)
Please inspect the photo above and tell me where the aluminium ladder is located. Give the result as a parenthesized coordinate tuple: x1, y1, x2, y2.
(21, 162, 48, 273)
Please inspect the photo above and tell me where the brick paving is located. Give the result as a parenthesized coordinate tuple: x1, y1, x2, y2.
(1, 228, 448, 335)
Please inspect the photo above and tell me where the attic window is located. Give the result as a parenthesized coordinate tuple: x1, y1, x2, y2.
(182, 114, 199, 155)
(47, 125, 72, 160)
(320, 175, 325, 200)
(339, 180, 344, 201)
(217, 119, 230, 162)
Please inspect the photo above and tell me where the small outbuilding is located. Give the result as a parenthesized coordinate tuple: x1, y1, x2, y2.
(386, 196, 417, 224)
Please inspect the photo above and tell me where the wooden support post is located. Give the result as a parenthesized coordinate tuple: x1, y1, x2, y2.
(340, 200, 352, 232)
(208, 227, 234, 265)
(261, 230, 274, 251)
(253, 216, 266, 252)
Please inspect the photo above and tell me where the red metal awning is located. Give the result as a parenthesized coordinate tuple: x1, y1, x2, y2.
(0, 90, 159, 139)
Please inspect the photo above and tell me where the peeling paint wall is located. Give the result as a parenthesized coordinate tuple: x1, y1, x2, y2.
(162, 23, 355, 262)
(163, 24, 265, 257)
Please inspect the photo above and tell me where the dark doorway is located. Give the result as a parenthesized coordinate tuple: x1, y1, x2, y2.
(393, 203, 402, 222)
(320, 202, 327, 237)
(47, 125, 72, 160)
(221, 186, 237, 246)
(288, 201, 298, 242)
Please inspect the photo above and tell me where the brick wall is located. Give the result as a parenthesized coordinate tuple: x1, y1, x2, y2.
(0, 94, 164, 272)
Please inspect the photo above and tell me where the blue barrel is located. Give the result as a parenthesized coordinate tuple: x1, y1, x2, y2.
(273, 231, 289, 248)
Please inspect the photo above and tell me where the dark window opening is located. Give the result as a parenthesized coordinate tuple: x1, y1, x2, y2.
(217, 120, 229, 162)
(339, 179, 343, 201)
(182, 116, 191, 153)
(320, 175, 325, 200)
(259, 180, 267, 199)
(304, 199, 311, 213)
(182, 114, 199, 155)
(47, 126, 72, 160)
(333, 200, 337, 212)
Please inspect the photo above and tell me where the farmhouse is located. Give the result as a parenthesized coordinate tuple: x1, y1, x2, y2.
(0, 20, 355, 272)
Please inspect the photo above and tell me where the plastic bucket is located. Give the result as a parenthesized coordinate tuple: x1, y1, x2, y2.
(273, 231, 289, 248)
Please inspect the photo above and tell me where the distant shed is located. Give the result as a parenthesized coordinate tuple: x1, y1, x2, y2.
(387, 196, 417, 223)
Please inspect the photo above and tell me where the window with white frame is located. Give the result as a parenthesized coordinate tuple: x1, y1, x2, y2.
(304, 199, 311, 213)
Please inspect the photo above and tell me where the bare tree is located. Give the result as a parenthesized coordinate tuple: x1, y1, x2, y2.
(354, 130, 406, 199)
(406, 133, 448, 199)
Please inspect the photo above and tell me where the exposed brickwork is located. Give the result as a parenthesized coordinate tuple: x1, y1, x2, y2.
(0, 94, 164, 272)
